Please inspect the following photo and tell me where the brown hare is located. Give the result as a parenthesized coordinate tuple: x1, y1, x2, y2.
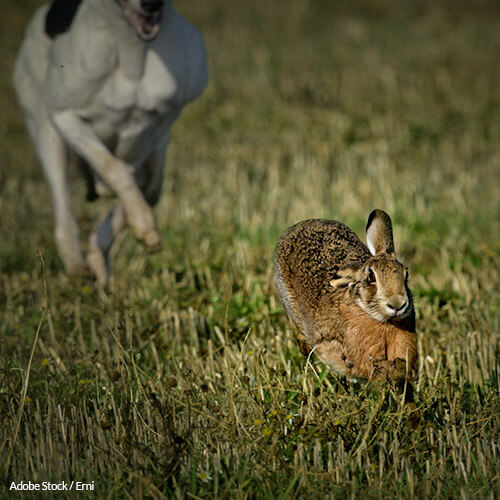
(275, 209, 417, 383)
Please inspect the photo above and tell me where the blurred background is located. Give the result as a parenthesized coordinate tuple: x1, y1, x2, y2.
(1, 0, 499, 273)
(0, 1, 498, 497)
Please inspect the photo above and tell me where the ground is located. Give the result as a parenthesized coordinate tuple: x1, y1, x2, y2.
(0, 0, 499, 498)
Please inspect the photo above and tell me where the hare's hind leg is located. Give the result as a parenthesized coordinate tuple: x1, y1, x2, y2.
(291, 323, 312, 356)
(315, 340, 352, 377)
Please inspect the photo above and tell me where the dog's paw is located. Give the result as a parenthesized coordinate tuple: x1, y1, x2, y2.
(124, 203, 159, 248)
(87, 235, 109, 286)
(142, 229, 161, 250)
(65, 261, 89, 277)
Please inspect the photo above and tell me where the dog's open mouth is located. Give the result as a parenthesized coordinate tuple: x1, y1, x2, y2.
(119, 1, 162, 41)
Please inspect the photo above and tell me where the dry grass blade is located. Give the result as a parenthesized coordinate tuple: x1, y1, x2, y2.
(3, 303, 45, 477)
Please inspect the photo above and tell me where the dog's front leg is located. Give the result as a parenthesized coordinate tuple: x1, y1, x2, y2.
(87, 204, 125, 285)
(25, 115, 86, 275)
(143, 135, 170, 206)
(86, 138, 169, 284)
(50, 110, 160, 248)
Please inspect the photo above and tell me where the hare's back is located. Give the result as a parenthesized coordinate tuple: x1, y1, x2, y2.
(275, 219, 369, 305)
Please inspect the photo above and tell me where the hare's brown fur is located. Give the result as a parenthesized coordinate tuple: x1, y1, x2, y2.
(275, 211, 417, 382)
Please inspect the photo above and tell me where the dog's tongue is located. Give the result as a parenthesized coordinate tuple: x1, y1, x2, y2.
(119, 1, 161, 41)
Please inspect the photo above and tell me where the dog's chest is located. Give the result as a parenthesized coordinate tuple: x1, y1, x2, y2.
(90, 49, 178, 135)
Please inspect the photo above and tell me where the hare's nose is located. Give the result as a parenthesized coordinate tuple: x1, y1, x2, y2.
(386, 297, 408, 315)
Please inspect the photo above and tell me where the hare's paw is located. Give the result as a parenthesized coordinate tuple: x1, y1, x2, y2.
(371, 359, 392, 381)
(371, 358, 410, 383)
(388, 358, 409, 382)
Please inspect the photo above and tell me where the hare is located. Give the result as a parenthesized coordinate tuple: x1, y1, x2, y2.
(275, 209, 417, 383)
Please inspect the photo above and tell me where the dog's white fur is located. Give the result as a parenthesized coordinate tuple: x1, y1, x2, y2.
(13, 0, 208, 283)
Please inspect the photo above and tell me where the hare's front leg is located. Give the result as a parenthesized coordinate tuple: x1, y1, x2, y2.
(371, 358, 408, 382)
(386, 329, 417, 377)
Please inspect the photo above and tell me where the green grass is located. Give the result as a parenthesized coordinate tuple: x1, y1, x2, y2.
(1, 0, 499, 498)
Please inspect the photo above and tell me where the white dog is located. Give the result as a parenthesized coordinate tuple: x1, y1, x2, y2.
(13, 0, 208, 284)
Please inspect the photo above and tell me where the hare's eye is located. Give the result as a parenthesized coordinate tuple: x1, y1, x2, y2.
(367, 268, 376, 284)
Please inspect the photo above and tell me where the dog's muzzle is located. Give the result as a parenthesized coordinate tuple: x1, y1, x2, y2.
(118, 0, 163, 41)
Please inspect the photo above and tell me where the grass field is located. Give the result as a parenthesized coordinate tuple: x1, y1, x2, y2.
(1, 0, 499, 498)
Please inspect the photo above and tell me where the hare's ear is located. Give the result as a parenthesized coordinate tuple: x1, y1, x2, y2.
(330, 267, 362, 289)
(365, 209, 395, 256)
